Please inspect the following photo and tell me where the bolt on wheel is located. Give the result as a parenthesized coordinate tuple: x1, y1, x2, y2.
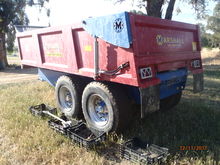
(59, 86, 73, 110)
(55, 76, 81, 118)
(87, 94, 109, 127)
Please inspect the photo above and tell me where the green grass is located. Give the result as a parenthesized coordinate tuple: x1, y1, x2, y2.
(0, 81, 112, 165)
(204, 66, 220, 81)
(0, 66, 220, 164)
(125, 100, 220, 164)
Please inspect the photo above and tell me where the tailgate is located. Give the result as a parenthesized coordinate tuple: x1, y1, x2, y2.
(130, 14, 200, 56)
(130, 13, 203, 91)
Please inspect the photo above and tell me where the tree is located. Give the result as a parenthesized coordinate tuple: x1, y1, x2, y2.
(115, 0, 219, 20)
(197, 23, 212, 47)
(0, 0, 49, 69)
(207, 2, 220, 48)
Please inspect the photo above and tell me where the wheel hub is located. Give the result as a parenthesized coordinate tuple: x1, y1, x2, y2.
(59, 86, 73, 111)
(88, 94, 109, 127)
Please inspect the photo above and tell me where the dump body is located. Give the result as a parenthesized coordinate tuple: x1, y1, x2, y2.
(17, 12, 203, 117)
(17, 12, 202, 88)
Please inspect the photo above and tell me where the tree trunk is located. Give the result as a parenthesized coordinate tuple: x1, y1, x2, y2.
(146, 0, 164, 18)
(165, 0, 176, 20)
(0, 32, 8, 69)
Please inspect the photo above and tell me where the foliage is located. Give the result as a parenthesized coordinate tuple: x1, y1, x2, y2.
(198, 2, 220, 48)
(207, 2, 220, 48)
(1, 0, 49, 51)
(0, 0, 49, 68)
(115, 0, 219, 20)
(198, 23, 211, 48)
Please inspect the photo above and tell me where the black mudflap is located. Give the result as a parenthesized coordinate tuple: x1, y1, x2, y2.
(139, 85, 160, 118)
(193, 73, 204, 93)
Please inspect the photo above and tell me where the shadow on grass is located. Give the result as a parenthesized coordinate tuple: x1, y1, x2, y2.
(204, 65, 220, 79)
(96, 141, 122, 164)
(0, 65, 37, 75)
(121, 98, 220, 163)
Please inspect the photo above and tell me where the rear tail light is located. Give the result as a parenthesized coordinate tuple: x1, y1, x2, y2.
(140, 67, 153, 79)
(191, 60, 201, 68)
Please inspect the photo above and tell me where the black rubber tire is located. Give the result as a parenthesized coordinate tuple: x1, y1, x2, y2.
(82, 82, 131, 133)
(55, 75, 82, 118)
(160, 92, 182, 111)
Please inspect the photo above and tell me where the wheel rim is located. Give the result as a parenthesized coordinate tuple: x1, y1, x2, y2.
(87, 94, 109, 127)
(59, 86, 73, 112)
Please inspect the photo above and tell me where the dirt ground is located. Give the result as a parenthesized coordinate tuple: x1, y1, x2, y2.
(202, 48, 220, 65)
(0, 67, 38, 85)
(0, 56, 38, 85)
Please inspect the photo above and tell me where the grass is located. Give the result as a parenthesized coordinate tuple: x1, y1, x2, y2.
(204, 66, 220, 79)
(0, 81, 114, 165)
(0, 75, 219, 165)
(0, 49, 220, 164)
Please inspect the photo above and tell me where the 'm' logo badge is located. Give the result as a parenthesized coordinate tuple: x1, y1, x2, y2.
(113, 18, 124, 33)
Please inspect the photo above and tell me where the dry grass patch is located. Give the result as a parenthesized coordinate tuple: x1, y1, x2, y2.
(0, 81, 131, 165)
(0, 79, 219, 164)
(202, 48, 220, 65)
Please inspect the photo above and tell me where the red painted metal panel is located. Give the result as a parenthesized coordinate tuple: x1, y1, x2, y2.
(136, 28, 195, 54)
(157, 61, 186, 72)
(17, 13, 203, 88)
(18, 35, 38, 66)
(129, 14, 203, 88)
(39, 31, 68, 68)
(130, 14, 200, 56)
(73, 30, 95, 70)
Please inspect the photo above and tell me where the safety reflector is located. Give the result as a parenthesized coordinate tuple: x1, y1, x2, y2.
(140, 67, 152, 79)
(191, 60, 201, 68)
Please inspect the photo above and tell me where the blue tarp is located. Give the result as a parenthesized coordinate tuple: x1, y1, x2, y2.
(82, 12, 132, 48)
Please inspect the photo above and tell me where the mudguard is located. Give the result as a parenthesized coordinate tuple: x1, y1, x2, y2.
(139, 85, 160, 118)
(193, 73, 204, 93)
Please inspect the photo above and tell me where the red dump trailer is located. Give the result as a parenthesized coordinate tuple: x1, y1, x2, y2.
(17, 12, 203, 132)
